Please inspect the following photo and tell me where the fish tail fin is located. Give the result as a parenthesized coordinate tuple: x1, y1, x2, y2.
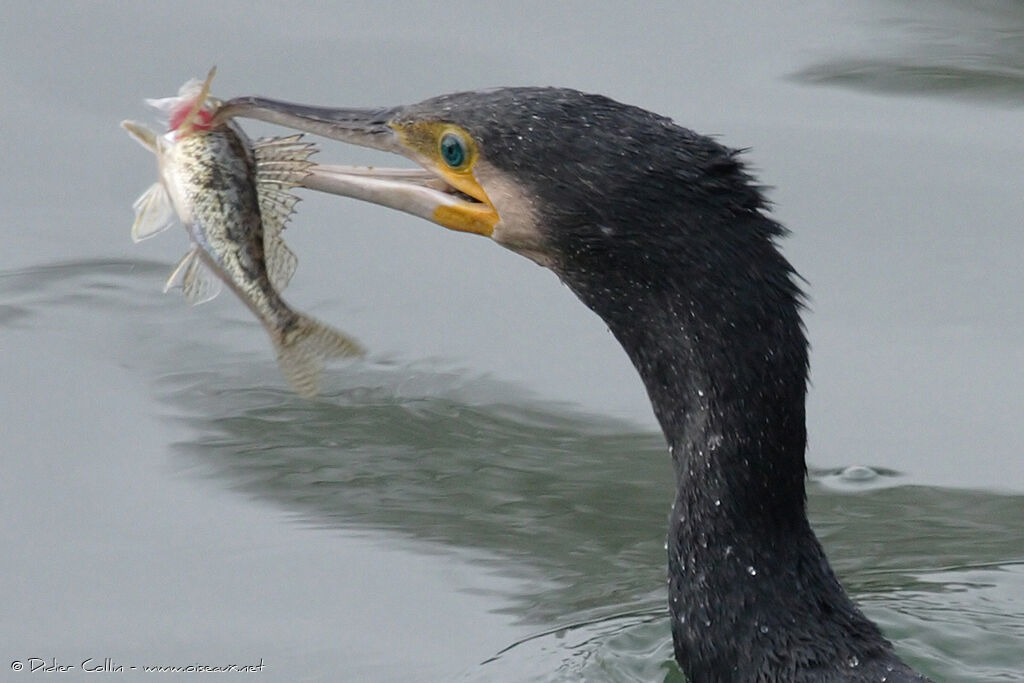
(272, 313, 364, 397)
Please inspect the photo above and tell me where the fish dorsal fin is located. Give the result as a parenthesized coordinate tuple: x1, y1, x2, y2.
(254, 134, 317, 237)
(130, 182, 176, 242)
(164, 248, 223, 305)
(252, 134, 318, 291)
(177, 66, 217, 137)
(254, 134, 318, 186)
(259, 190, 301, 240)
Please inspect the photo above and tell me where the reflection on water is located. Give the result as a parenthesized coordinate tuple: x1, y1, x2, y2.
(870, 565, 1024, 682)
(792, 0, 1024, 104)
(4, 259, 1018, 679)
(159, 360, 675, 626)
(472, 611, 682, 683)
(152, 330, 1024, 680)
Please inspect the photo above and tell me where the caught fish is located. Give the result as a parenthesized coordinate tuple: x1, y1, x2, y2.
(122, 68, 362, 397)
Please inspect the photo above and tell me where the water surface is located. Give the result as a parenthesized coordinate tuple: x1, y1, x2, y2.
(2, 2, 1021, 680)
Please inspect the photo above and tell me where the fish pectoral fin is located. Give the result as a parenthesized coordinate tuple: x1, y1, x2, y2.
(121, 120, 159, 153)
(164, 248, 223, 305)
(130, 182, 176, 242)
(265, 236, 298, 291)
(272, 313, 364, 398)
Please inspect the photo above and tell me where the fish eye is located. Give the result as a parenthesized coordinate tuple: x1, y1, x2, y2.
(439, 132, 468, 169)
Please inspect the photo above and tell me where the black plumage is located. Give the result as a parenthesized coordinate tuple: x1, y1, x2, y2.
(222, 87, 934, 681)
(403, 88, 929, 681)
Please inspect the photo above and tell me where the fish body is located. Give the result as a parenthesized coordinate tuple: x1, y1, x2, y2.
(123, 70, 362, 396)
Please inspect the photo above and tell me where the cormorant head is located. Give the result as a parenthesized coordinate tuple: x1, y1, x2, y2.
(218, 87, 808, 466)
(216, 87, 778, 291)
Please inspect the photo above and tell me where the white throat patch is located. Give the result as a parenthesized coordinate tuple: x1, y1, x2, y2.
(475, 162, 553, 268)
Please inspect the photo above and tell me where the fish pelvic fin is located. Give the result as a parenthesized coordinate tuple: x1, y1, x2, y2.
(164, 248, 223, 305)
(121, 120, 159, 152)
(273, 313, 364, 397)
(130, 182, 176, 242)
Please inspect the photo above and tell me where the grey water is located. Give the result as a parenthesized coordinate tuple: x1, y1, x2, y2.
(2, 1, 1022, 681)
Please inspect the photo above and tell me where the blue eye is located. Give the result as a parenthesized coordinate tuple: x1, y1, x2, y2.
(440, 132, 467, 168)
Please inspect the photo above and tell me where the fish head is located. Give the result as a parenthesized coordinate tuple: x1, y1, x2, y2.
(146, 67, 219, 139)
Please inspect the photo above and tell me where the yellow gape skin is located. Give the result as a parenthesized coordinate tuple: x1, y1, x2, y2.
(391, 121, 499, 237)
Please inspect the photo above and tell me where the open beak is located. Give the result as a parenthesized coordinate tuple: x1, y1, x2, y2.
(215, 96, 498, 236)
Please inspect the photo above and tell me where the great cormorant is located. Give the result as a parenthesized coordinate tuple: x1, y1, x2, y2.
(217, 88, 932, 682)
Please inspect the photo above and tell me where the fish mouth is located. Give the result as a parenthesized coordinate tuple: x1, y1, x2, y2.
(215, 97, 496, 236)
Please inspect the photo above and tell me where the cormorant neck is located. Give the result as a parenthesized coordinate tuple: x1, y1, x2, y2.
(553, 207, 918, 679)
(557, 207, 811, 525)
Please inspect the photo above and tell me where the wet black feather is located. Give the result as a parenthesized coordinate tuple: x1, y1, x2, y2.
(402, 87, 931, 682)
